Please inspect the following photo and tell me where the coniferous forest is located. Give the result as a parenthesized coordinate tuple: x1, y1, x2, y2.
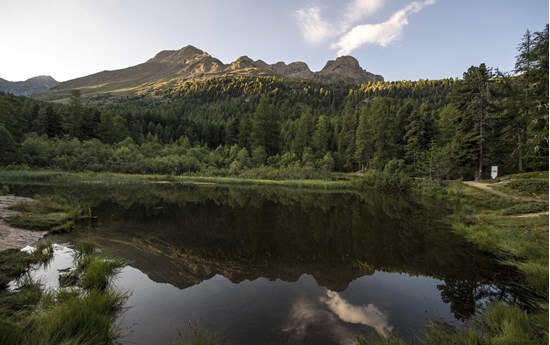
(0, 25, 547, 181)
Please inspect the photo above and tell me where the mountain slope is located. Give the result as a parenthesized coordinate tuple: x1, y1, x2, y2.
(0, 75, 58, 96)
(44, 45, 383, 99)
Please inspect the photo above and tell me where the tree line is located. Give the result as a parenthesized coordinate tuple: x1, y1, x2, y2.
(0, 25, 547, 180)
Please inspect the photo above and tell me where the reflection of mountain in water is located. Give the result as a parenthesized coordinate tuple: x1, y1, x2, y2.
(91, 235, 375, 292)
(35, 183, 523, 318)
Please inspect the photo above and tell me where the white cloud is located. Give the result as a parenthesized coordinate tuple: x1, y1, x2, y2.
(343, 0, 385, 25)
(295, 7, 336, 44)
(295, 0, 435, 55)
(333, 0, 435, 55)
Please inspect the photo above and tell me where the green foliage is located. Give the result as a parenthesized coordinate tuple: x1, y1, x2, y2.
(7, 196, 83, 233)
(0, 25, 547, 179)
(503, 179, 548, 196)
(80, 256, 126, 290)
(502, 202, 548, 215)
(0, 242, 53, 288)
(180, 324, 225, 345)
(0, 185, 9, 195)
(0, 241, 126, 345)
(357, 160, 412, 192)
(23, 289, 126, 345)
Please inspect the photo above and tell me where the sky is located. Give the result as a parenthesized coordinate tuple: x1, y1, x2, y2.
(0, 0, 547, 82)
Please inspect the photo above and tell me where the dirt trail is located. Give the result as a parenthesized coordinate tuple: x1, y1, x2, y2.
(0, 196, 47, 252)
(464, 181, 547, 203)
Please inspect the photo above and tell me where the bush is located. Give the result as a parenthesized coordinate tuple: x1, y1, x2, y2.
(502, 202, 548, 215)
(505, 178, 548, 196)
(357, 160, 412, 192)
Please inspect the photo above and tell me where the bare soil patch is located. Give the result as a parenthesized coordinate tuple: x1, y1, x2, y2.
(0, 196, 47, 251)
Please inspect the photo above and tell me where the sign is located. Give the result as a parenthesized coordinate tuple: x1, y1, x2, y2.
(491, 166, 498, 179)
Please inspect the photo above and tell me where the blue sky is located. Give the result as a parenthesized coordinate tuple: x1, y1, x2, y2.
(0, 0, 547, 82)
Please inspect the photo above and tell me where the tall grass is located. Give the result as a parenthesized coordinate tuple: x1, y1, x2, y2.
(0, 242, 53, 288)
(180, 324, 225, 345)
(23, 289, 126, 345)
(0, 241, 127, 345)
(6, 195, 85, 233)
(357, 303, 544, 345)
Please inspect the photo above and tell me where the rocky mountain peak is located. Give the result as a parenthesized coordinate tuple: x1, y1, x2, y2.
(48, 45, 384, 97)
(318, 55, 383, 84)
(0, 75, 59, 96)
(268, 61, 312, 79)
(148, 45, 205, 65)
(227, 56, 266, 71)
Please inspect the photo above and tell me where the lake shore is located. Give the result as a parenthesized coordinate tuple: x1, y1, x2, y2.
(0, 169, 547, 344)
(0, 195, 48, 251)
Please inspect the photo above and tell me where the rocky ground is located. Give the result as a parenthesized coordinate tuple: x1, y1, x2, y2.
(0, 196, 47, 251)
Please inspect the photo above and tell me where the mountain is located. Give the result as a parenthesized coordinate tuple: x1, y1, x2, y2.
(45, 45, 383, 99)
(0, 75, 58, 96)
(316, 56, 384, 84)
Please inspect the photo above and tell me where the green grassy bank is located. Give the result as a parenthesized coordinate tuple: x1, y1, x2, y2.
(0, 241, 126, 345)
(363, 172, 548, 345)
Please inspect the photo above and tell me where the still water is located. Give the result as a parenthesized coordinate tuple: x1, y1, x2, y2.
(11, 182, 519, 345)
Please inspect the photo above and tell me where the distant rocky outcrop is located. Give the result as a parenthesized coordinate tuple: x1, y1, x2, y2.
(45, 45, 383, 98)
(316, 56, 383, 84)
(268, 61, 313, 79)
(0, 75, 58, 96)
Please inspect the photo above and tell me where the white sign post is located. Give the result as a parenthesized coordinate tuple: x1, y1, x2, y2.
(491, 165, 498, 180)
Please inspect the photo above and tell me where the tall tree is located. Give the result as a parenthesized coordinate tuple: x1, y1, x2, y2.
(67, 90, 83, 138)
(452, 64, 493, 180)
(292, 106, 315, 157)
(516, 25, 549, 170)
(312, 115, 331, 157)
(338, 99, 357, 171)
(251, 95, 280, 156)
(354, 108, 370, 169)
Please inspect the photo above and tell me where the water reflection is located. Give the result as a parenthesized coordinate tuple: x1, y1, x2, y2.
(7, 182, 525, 344)
(324, 291, 393, 337)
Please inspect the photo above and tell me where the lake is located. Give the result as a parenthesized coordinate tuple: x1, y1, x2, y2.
(9, 182, 521, 345)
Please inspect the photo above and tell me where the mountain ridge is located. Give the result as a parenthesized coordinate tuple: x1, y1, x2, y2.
(0, 75, 58, 96)
(45, 45, 383, 98)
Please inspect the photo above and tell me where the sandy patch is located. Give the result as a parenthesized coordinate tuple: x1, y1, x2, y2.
(0, 196, 48, 252)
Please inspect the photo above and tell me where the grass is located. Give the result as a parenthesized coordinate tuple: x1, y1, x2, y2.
(59, 240, 126, 290)
(355, 172, 548, 345)
(502, 202, 548, 215)
(0, 242, 53, 288)
(0, 185, 9, 195)
(6, 195, 85, 233)
(0, 169, 362, 192)
(492, 172, 549, 199)
(357, 302, 545, 345)
(427, 173, 548, 344)
(180, 324, 226, 345)
(0, 240, 127, 345)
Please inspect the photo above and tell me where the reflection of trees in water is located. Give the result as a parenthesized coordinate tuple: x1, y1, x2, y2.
(438, 259, 527, 320)
(13, 182, 527, 309)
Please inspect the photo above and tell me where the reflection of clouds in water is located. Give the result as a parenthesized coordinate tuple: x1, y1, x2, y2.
(282, 292, 393, 344)
(282, 299, 357, 345)
(323, 290, 393, 336)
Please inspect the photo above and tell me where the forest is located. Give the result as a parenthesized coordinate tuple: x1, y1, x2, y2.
(0, 25, 547, 181)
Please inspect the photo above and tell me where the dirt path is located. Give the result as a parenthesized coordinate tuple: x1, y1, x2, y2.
(0, 196, 47, 252)
(464, 181, 546, 203)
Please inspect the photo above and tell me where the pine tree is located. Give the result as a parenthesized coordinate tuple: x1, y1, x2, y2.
(312, 115, 331, 157)
(451, 64, 493, 180)
(338, 99, 357, 171)
(354, 108, 369, 169)
(251, 95, 280, 156)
